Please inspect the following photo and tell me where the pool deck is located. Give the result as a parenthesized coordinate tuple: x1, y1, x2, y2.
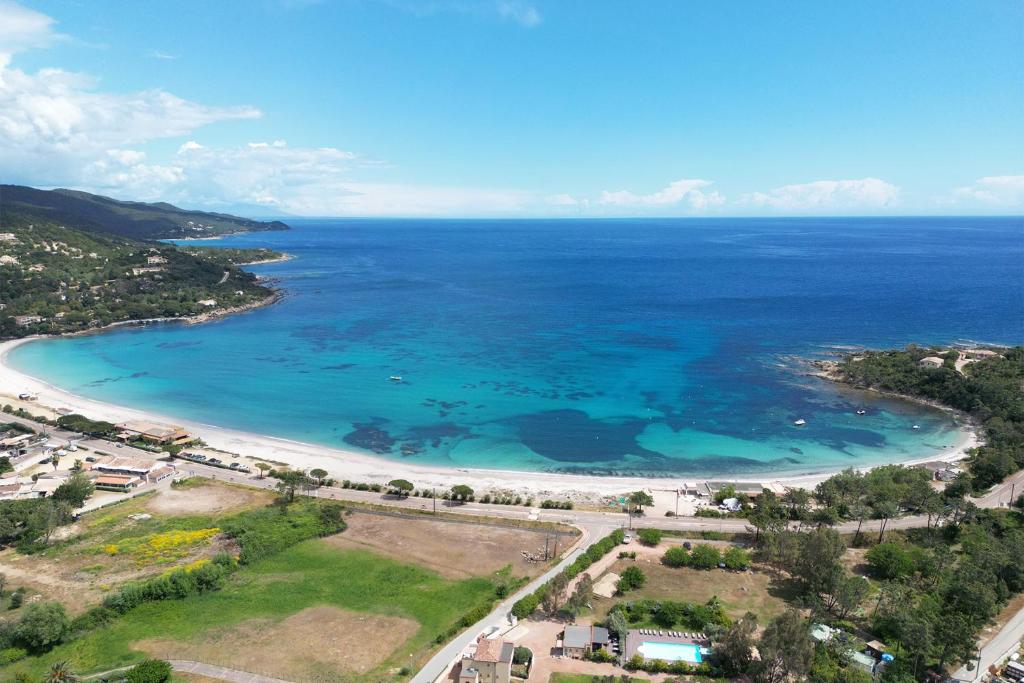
(623, 629, 711, 662)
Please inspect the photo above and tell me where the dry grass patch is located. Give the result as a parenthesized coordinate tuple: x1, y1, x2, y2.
(144, 482, 274, 516)
(137, 606, 419, 681)
(324, 512, 561, 579)
(592, 558, 791, 624)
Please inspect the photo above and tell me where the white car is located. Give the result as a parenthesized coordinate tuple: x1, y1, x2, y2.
(622, 534, 633, 544)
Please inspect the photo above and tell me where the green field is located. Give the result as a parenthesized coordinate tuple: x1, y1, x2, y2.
(4, 538, 496, 682)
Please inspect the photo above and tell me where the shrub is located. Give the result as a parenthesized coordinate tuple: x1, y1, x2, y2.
(222, 500, 347, 564)
(616, 566, 646, 593)
(695, 507, 723, 518)
(866, 541, 917, 580)
(637, 528, 662, 546)
(662, 546, 690, 567)
(125, 658, 173, 683)
(513, 646, 532, 665)
(689, 544, 721, 570)
(14, 602, 69, 652)
(723, 546, 750, 570)
(0, 646, 27, 665)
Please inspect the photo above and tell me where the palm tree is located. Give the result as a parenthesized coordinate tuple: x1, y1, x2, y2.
(45, 661, 79, 683)
(255, 462, 271, 479)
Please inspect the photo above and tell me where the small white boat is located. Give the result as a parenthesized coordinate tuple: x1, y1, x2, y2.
(794, 419, 806, 426)
(912, 424, 920, 430)
(856, 409, 866, 415)
(389, 375, 402, 382)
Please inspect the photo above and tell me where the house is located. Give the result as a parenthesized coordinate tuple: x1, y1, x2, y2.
(847, 651, 878, 674)
(0, 255, 18, 265)
(919, 356, 945, 369)
(146, 255, 167, 265)
(197, 299, 217, 307)
(0, 232, 17, 241)
(116, 421, 190, 445)
(562, 625, 611, 659)
(13, 315, 43, 326)
(964, 348, 1000, 360)
(91, 455, 175, 482)
(459, 637, 513, 683)
(93, 474, 142, 492)
(679, 482, 704, 497)
(130, 266, 163, 276)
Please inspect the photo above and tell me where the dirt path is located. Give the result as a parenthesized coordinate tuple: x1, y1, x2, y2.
(170, 660, 293, 683)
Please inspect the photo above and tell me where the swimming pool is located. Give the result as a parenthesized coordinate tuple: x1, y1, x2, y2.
(637, 641, 704, 663)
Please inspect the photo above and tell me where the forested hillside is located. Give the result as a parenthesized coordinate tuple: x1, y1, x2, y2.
(0, 185, 288, 240)
(0, 214, 282, 339)
(834, 346, 1024, 489)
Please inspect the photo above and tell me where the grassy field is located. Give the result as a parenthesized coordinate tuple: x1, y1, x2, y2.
(6, 538, 498, 682)
(0, 481, 274, 613)
(591, 557, 794, 626)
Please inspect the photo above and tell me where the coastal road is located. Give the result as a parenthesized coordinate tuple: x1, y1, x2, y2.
(952, 604, 1024, 682)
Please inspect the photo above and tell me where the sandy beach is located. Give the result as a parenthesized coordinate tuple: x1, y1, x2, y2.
(0, 336, 982, 504)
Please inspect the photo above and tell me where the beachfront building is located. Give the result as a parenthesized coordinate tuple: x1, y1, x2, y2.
(919, 356, 945, 369)
(90, 455, 176, 482)
(458, 637, 513, 683)
(561, 625, 611, 659)
(0, 473, 70, 501)
(115, 421, 190, 445)
(93, 474, 142, 493)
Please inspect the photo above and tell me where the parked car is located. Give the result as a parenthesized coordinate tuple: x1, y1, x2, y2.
(208, 458, 222, 465)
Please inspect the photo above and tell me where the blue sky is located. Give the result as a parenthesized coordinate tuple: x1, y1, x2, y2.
(1, 0, 1022, 216)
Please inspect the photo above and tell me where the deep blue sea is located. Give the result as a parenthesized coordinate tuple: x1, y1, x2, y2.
(10, 217, 1024, 477)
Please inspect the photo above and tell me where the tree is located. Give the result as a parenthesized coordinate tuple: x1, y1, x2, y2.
(661, 546, 690, 568)
(716, 612, 758, 677)
(450, 484, 474, 502)
(636, 528, 662, 546)
(748, 490, 787, 542)
(543, 572, 568, 613)
(616, 566, 646, 593)
(512, 646, 532, 666)
(607, 609, 629, 638)
(389, 479, 414, 497)
(254, 462, 271, 479)
(565, 573, 593, 616)
(755, 610, 814, 683)
(15, 601, 70, 652)
(52, 472, 94, 508)
(274, 470, 310, 503)
(654, 601, 685, 628)
(44, 661, 79, 683)
(866, 542, 916, 580)
(0, 456, 12, 475)
(872, 499, 900, 543)
(628, 490, 654, 513)
(832, 575, 870, 619)
(309, 468, 328, 485)
(783, 488, 812, 523)
(689, 544, 722, 570)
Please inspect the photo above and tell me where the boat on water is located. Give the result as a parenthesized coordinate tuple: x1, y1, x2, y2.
(912, 424, 920, 430)
(856, 409, 867, 415)
(389, 375, 403, 382)
(794, 419, 806, 426)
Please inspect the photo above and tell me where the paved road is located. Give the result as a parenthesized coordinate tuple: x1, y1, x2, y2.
(170, 659, 292, 683)
(952, 605, 1024, 682)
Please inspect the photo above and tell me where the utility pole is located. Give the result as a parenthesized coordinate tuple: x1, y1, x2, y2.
(1010, 482, 1017, 508)
(432, 489, 436, 514)
(675, 489, 680, 517)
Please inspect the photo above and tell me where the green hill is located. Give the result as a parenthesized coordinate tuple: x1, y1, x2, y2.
(0, 213, 283, 339)
(0, 185, 289, 240)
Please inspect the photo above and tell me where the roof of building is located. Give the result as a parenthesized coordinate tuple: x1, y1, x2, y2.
(865, 640, 886, 652)
(847, 651, 876, 670)
(94, 475, 139, 486)
(916, 461, 953, 472)
(95, 455, 160, 473)
(117, 421, 183, 438)
(563, 625, 593, 649)
(591, 626, 610, 644)
(811, 624, 838, 642)
(472, 638, 513, 663)
(920, 356, 945, 364)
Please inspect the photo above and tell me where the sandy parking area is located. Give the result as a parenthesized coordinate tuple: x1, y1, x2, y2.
(326, 511, 574, 579)
(138, 605, 418, 681)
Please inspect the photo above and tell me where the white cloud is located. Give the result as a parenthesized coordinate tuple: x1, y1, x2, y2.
(949, 175, 1024, 207)
(740, 177, 899, 211)
(0, 0, 61, 59)
(146, 50, 179, 60)
(597, 179, 726, 211)
(497, 1, 541, 27)
(75, 140, 532, 216)
(0, 56, 260, 185)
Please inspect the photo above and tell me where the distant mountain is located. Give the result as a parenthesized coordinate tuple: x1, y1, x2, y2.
(0, 185, 290, 240)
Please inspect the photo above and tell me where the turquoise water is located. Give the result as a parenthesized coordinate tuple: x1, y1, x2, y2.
(8, 218, 1022, 477)
(637, 642, 704, 663)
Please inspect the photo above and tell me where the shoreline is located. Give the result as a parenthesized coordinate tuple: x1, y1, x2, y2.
(0, 335, 982, 502)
